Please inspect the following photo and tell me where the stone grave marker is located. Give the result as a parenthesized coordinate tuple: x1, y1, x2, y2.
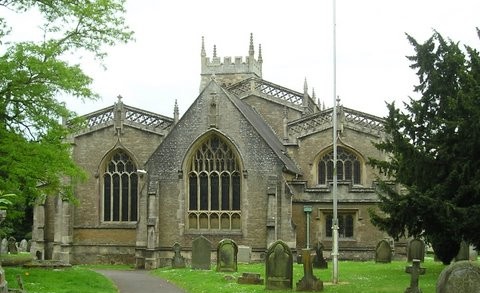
(18, 239, 28, 253)
(7, 237, 17, 254)
(313, 241, 328, 269)
(436, 261, 480, 293)
(469, 245, 478, 261)
(191, 236, 211, 270)
(237, 245, 251, 263)
(296, 249, 323, 291)
(375, 239, 392, 263)
(407, 238, 425, 262)
(265, 240, 293, 290)
(216, 239, 238, 272)
(0, 239, 6, 254)
(171, 242, 186, 268)
(454, 241, 469, 261)
(405, 259, 425, 293)
(237, 272, 264, 285)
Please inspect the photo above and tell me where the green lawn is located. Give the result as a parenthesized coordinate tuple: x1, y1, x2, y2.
(5, 266, 119, 293)
(153, 258, 446, 293)
(2, 258, 448, 293)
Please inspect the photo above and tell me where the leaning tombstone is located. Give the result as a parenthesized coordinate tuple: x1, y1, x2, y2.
(7, 237, 17, 255)
(407, 238, 425, 262)
(0, 239, 6, 255)
(405, 259, 425, 293)
(191, 236, 211, 270)
(296, 249, 323, 291)
(454, 241, 469, 261)
(171, 242, 186, 268)
(265, 240, 293, 290)
(313, 241, 328, 269)
(375, 239, 392, 263)
(436, 261, 480, 293)
(216, 239, 238, 272)
(18, 239, 28, 253)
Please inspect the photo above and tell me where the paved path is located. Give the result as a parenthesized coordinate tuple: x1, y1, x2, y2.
(96, 270, 186, 293)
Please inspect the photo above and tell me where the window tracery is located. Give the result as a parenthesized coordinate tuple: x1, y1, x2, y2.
(318, 147, 361, 185)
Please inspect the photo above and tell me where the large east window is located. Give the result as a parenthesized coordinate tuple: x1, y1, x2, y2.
(318, 146, 361, 185)
(187, 135, 241, 230)
(103, 150, 138, 222)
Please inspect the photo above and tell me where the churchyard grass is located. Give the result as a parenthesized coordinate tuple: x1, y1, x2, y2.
(153, 257, 446, 293)
(4, 266, 118, 293)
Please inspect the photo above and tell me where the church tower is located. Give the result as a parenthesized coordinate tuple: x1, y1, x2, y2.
(199, 33, 263, 92)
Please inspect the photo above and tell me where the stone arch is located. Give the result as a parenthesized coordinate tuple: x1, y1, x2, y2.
(314, 143, 366, 186)
(182, 130, 244, 231)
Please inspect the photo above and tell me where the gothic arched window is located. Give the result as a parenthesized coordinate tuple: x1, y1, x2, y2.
(187, 135, 241, 230)
(318, 147, 361, 185)
(103, 150, 138, 222)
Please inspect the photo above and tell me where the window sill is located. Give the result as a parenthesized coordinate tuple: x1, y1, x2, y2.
(185, 230, 243, 236)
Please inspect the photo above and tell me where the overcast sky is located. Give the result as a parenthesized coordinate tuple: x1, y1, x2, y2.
(5, 0, 480, 118)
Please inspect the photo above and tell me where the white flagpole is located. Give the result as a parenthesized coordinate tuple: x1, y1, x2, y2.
(332, 0, 339, 285)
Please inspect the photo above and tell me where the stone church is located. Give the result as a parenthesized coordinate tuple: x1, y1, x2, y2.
(31, 34, 390, 269)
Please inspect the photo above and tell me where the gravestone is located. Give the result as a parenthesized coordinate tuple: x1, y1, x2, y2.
(375, 239, 392, 263)
(296, 249, 324, 291)
(0, 239, 6, 254)
(313, 241, 328, 269)
(454, 241, 469, 261)
(7, 237, 17, 254)
(0, 211, 7, 293)
(469, 246, 478, 261)
(265, 240, 293, 290)
(436, 261, 480, 293)
(171, 242, 186, 268)
(237, 245, 251, 263)
(216, 239, 238, 272)
(191, 236, 211, 270)
(18, 239, 28, 253)
(405, 259, 426, 293)
(407, 239, 425, 262)
(237, 272, 264, 285)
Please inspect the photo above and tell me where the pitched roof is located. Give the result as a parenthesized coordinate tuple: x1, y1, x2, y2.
(218, 81, 301, 174)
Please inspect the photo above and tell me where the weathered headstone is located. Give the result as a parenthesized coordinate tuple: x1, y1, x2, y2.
(266, 240, 293, 290)
(191, 236, 211, 270)
(18, 239, 28, 253)
(313, 241, 328, 269)
(375, 239, 392, 263)
(171, 242, 186, 268)
(296, 249, 323, 291)
(407, 239, 425, 262)
(26, 240, 32, 253)
(436, 261, 480, 293)
(405, 259, 426, 293)
(469, 246, 478, 261)
(237, 272, 264, 285)
(7, 237, 17, 254)
(237, 245, 251, 263)
(216, 239, 238, 272)
(0, 239, 6, 255)
(0, 210, 8, 293)
(454, 241, 469, 261)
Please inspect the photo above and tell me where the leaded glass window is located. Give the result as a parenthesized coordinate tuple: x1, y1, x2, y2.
(325, 213, 354, 238)
(318, 147, 361, 185)
(103, 150, 138, 222)
(188, 135, 241, 230)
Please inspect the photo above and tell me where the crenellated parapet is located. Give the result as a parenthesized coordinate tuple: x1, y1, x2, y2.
(200, 34, 263, 91)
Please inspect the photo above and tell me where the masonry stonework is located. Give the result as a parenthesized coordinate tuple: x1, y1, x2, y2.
(31, 35, 396, 268)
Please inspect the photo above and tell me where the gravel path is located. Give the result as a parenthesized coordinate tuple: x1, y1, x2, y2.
(96, 270, 186, 293)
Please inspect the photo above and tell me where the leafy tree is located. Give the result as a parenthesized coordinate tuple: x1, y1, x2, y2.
(0, 0, 133, 236)
(369, 31, 480, 264)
